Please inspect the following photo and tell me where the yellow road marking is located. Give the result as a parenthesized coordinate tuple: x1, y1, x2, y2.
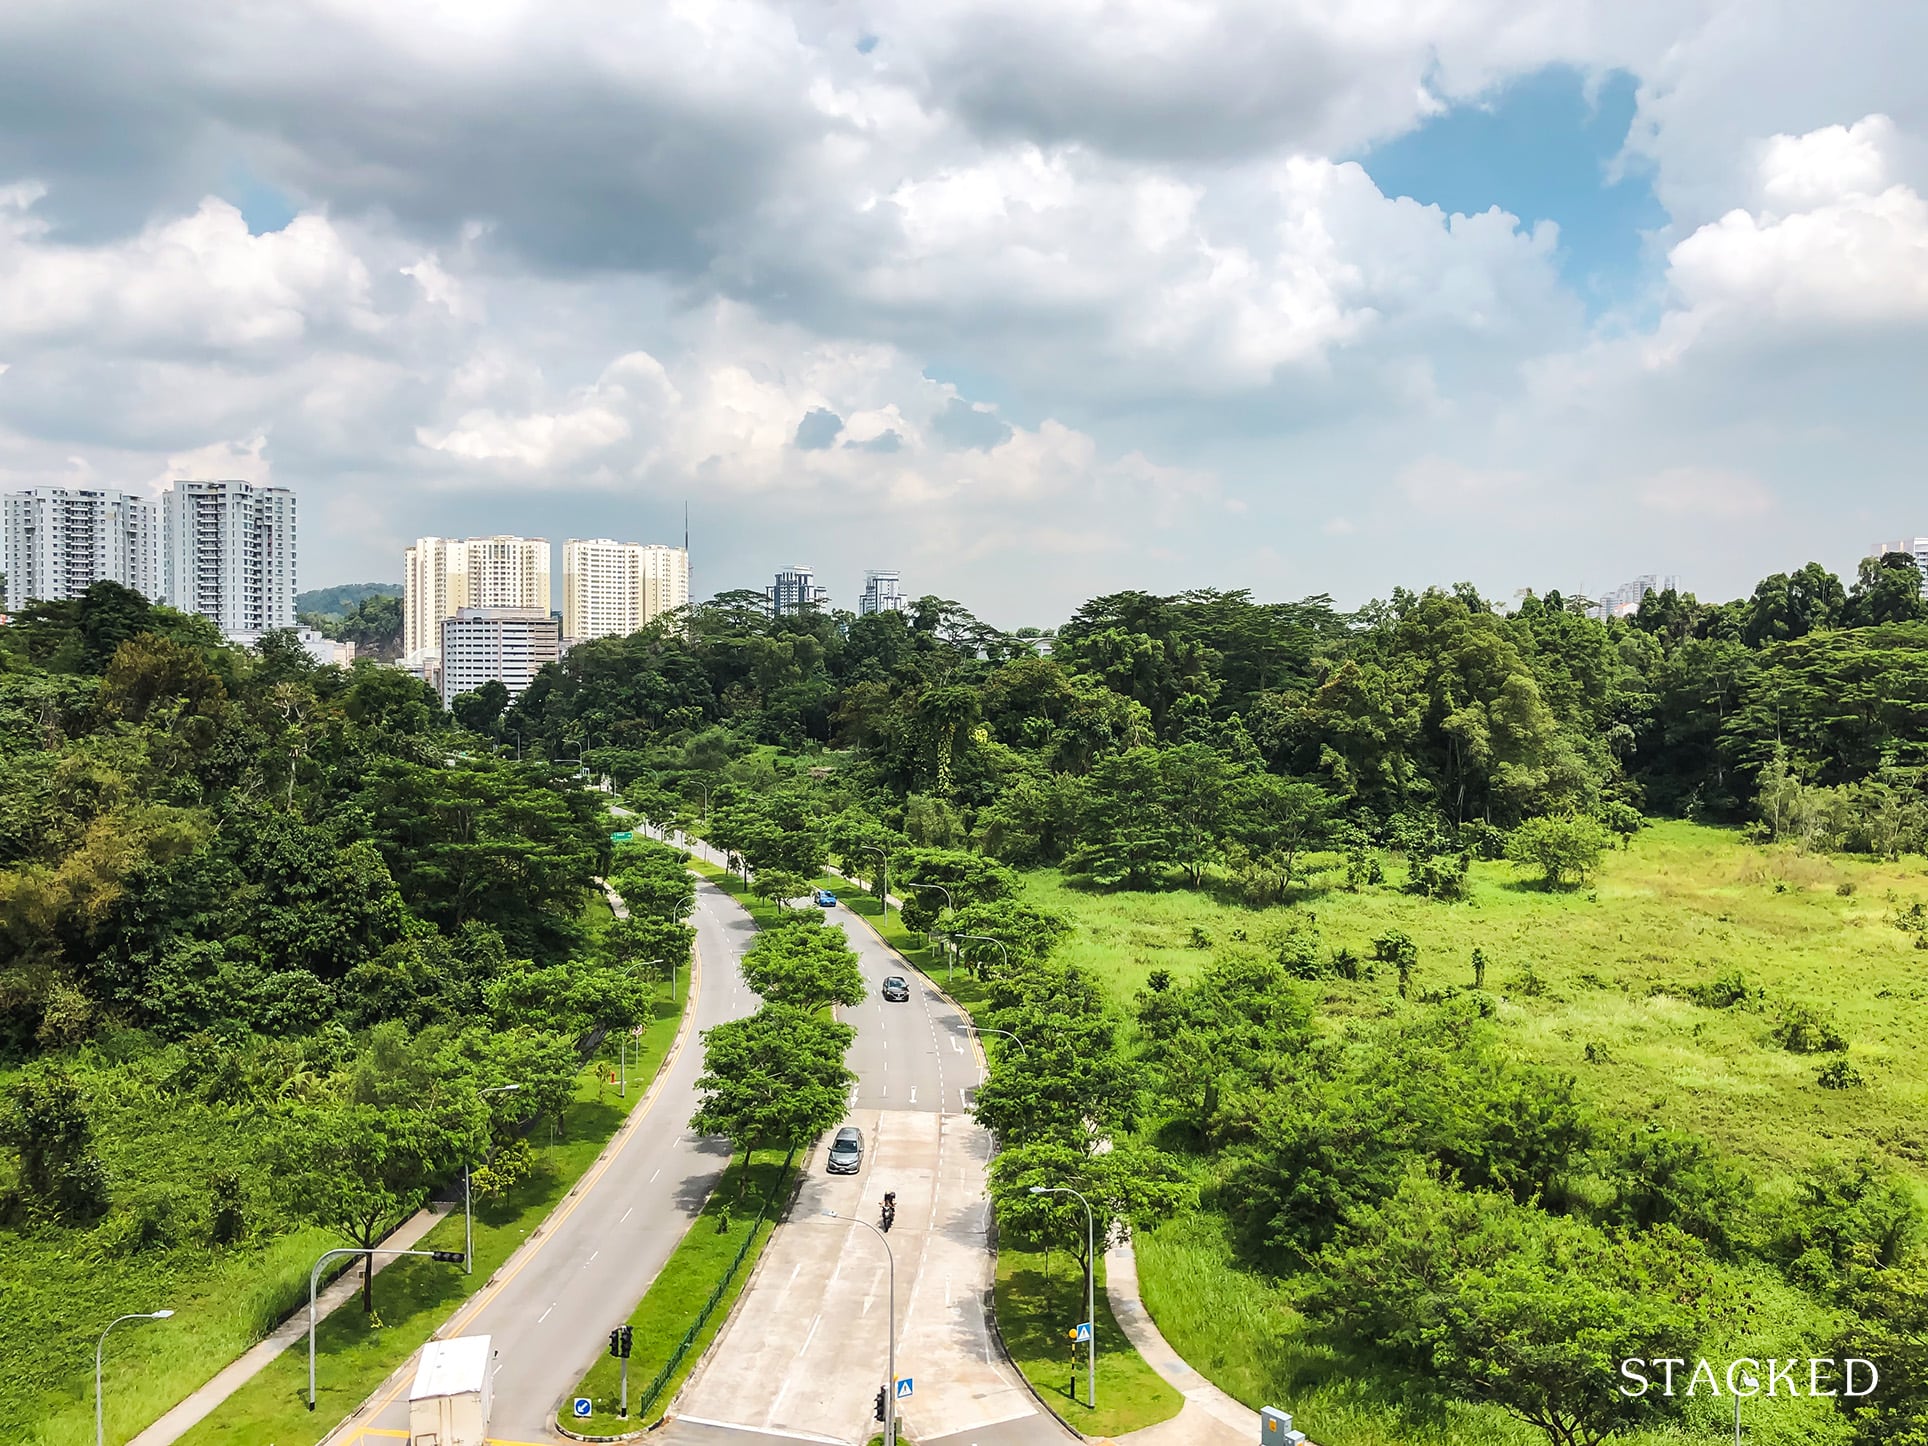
(322, 893, 713, 1442)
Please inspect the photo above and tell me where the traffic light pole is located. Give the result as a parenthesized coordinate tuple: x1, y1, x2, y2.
(621, 1350, 629, 1418)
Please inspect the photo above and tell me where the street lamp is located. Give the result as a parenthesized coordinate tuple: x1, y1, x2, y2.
(951, 932, 1011, 982)
(97, 1311, 174, 1446)
(901, 883, 953, 975)
(665, 893, 697, 1002)
(1030, 1185, 1097, 1409)
(822, 1210, 897, 1446)
(308, 1247, 465, 1408)
(507, 728, 521, 761)
(467, 1084, 523, 1273)
(856, 845, 889, 924)
(967, 1026, 1027, 1057)
(1735, 1368, 1759, 1444)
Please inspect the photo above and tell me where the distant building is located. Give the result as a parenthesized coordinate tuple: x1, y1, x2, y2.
(162, 479, 297, 638)
(229, 626, 356, 666)
(404, 535, 551, 665)
(1595, 574, 1680, 619)
(859, 569, 907, 617)
(767, 564, 830, 616)
(562, 538, 690, 643)
(2, 486, 160, 610)
(1869, 539, 1928, 597)
(438, 607, 561, 707)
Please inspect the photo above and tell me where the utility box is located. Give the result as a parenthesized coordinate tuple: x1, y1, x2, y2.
(1261, 1406, 1308, 1446)
(408, 1335, 495, 1446)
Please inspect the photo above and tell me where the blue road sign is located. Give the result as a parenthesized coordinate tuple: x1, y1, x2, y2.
(573, 1398, 593, 1418)
(896, 1377, 914, 1399)
(1073, 1321, 1093, 1342)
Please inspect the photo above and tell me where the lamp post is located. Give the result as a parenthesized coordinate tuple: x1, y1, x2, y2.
(856, 845, 889, 923)
(666, 893, 696, 1002)
(823, 1210, 897, 1446)
(951, 932, 1011, 982)
(1030, 1185, 1096, 1409)
(968, 1026, 1027, 1057)
(901, 883, 953, 975)
(507, 728, 521, 761)
(467, 1084, 522, 1274)
(97, 1311, 174, 1446)
(1735, 1368, 1759, 1444)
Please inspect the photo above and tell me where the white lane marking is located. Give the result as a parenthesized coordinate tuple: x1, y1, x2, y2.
(537, 1302, 555, 1324)
(620, 1206, 633, 1223)
(650, 1168, 661, 1182)
(909, 1086, 917, 1104)
(798, 1311, 823, 1355)
(674, 1419, 849, 1446)
(587, 1250, 599, 1264)
(952, 1035, 962, 1054)
(788, 1262, 802, 1286)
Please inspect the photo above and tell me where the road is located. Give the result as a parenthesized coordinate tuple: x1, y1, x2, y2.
(325, 874, 759, 1445)
(659, 897, 1063, 1446)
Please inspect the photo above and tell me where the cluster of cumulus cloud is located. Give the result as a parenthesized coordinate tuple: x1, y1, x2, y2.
(0, 0, 1923, 595)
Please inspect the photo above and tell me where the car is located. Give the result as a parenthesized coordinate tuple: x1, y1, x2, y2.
(881, 976, 910, 1002)
(814, 889, 838, 907)
(826, 1125, 864, 1174)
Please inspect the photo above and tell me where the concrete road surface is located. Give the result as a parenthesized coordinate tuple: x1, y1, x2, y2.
(324, 876, 759, 1445)
(664, 902, 1065, 1446)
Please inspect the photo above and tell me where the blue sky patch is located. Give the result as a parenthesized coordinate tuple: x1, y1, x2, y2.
(223, 162, 299, 234)
(1359, 66, 1665, 310)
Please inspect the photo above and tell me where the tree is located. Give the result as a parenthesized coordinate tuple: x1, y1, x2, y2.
(1847, 553, 1928, 629)
(450, 680, 510, 735)
(751, 868, 809, 913)
(986, 1136, 1191, 1288)
(689, 1006, 855, 1191)
(1065, 747, 1183, 888)
(1225, 772, 1339, 894)
(276, 1092, 484, 1312)
(739, 918, 866, 1010)
(1305, 1171, 1725, 1446)
(0, 1065, 109, 1222)
(1506, 814, 1609, 888)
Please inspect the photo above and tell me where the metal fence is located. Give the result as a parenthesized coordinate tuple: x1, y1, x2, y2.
(632, 1152, 796, 1420)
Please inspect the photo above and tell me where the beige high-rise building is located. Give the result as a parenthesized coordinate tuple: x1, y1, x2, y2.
(403, 535, 551, 664)
(562, 539, 690, 643)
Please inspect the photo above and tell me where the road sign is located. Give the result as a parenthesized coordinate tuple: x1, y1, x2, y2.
(1072, 1321, 1093, 1342)
(610, 831, 634, 842)
(895, 1377, 914, 1399)
(573, 1398, 592, 1418)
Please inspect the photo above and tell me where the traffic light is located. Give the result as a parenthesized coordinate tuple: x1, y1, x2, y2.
(430, 1250, 466, 1264)
(874, 1386, 887, 1422)
(620, 1325, 633, 1358)
(609, 1328, 622, 1358)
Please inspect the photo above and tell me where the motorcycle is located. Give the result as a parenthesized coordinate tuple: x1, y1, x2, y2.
(881, 1190, 897, 1232)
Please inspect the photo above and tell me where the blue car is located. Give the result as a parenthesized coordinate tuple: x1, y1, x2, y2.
(814, 889, 838, 907)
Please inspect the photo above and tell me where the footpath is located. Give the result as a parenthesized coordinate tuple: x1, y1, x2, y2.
(127, 1207, 451, 1446)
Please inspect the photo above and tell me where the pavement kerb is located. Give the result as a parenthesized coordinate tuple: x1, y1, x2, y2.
(317, 896, 712, 1446)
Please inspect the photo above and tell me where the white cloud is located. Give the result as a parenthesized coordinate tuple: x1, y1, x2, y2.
(0, 191, 379, 351)
(155, 434, 273, 487)
(1759, 113, 1896, 209)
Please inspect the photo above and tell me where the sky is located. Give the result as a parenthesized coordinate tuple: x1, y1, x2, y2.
(0, 1, 1925, 628)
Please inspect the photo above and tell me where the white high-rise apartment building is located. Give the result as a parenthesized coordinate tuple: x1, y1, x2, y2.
(161, 479, 297, 637)
(439, 607, 561, 707)
(767, 565, 830, 616)
(403, 535, 551, 664)
(562, 539, 691, 643)
(1870, 539, 1928, 597)
(2, 487, 160, 610)
(859, 569, 907, 617)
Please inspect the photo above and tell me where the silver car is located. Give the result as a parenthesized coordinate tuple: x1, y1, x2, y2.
(826, 1125, 864, 1174)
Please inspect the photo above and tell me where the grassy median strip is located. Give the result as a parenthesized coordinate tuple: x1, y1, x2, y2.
(173, 997, 684, 1446)
(994, 1244, 1183, 1436)
(560, 1150, 793, 1435)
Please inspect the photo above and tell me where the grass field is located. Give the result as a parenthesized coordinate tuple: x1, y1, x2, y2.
(1021, 820, 1928, 1445)
(561, 1150, 793, 1435)
(150, 995, 685, 1446)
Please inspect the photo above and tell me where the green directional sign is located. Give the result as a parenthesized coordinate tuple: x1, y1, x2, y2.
(610, 831, 634, 842)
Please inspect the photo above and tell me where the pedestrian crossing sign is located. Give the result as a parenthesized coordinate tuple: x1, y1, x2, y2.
(1071, 1321, 1093, 1342)
(896, 1377, 914, 1399)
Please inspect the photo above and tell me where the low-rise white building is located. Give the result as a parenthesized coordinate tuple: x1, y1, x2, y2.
(439, 607, 560, 707)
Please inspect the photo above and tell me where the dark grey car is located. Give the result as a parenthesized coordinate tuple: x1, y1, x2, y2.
(827, 1125, 864, 1174)
(881, 976, 911, 1002)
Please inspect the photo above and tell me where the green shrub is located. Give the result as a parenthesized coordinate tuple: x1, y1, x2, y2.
(1771, 1003, 1848, 1054)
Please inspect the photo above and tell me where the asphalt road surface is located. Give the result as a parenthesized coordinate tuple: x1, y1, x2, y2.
(323, 875, 759, 1445)
(661, 901, 1067, 1446)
